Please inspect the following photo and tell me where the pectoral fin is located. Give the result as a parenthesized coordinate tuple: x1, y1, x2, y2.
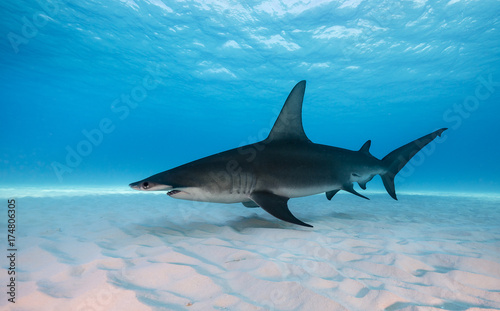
(326, 189, 340, 200)
(250, 191, 313, 228)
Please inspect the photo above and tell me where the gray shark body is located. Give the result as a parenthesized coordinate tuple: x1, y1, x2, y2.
(130, 81, 446, 227)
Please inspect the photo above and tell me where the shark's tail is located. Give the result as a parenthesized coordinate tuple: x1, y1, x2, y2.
(381, 128, 447, 200)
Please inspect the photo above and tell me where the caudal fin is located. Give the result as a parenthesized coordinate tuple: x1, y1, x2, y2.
(381, 128, 447, 200)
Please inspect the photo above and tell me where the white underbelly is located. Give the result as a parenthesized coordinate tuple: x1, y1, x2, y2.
(273, 185, 334, 199)
(169, 184, 339, 203)
(169, 187, 250, 204)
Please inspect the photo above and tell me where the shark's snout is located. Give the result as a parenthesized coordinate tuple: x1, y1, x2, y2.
(129, 181, 142, 190)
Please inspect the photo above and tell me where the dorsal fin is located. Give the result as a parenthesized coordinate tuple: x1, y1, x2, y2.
(265, 81, 311, 143)
(359, 140, 371, 154)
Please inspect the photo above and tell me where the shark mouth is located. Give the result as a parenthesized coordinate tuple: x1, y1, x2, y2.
(167, 190, 181, 196)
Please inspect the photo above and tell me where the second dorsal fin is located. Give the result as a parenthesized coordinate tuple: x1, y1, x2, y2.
(265, 81, 311, 143)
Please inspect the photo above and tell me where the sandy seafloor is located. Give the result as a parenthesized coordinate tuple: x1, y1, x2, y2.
(1, 188, 499, 311)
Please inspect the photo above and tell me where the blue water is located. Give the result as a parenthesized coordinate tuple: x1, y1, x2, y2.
(1, 0, 499, 194)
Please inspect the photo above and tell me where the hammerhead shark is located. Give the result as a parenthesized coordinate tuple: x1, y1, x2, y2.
(130, 81, 446, 227)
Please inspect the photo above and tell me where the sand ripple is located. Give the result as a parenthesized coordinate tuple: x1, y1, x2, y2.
(5, 193, 500, 310)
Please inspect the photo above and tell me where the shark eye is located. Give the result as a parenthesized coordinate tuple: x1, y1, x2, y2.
(142, 182, 150, 189)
